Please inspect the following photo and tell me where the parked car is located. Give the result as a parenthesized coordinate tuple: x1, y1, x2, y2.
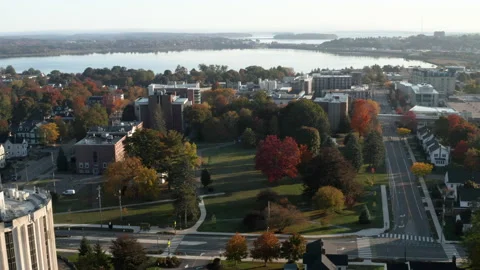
(62, 189, 76, 195)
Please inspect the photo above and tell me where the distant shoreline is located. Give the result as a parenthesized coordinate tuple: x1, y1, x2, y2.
(273, 33, 338, 40)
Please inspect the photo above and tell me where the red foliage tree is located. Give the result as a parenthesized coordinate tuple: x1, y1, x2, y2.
(255, 135, 301, 183)
(464, 148, 480, 171)
(401, 111, 417, 131)
(447, 114, 463, 132)
(350, 99, 380, 137)
(452, 140, 469, 161)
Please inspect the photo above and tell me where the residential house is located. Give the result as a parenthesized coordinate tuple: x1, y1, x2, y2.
(302, 239, 348, 270)
(86, 96, 104, 107)
(457, 186, 480, 208)
(416, 126, 450, 167)
(0, 145, 5, 168)
(51, 105, 75, 121)
(444, 169, 480, 200)
(11, 121, 46, 145)
(0, 136, 28, 159)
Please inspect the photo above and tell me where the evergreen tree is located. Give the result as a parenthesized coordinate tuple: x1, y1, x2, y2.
(110, 235, 147, 270)
(56, 147, 69, 171)
(151, 104, 166, 133)
(322, 136, 336, 148)
(343, 133, 363, 171)
(93, 241, 110, 269)
(338, 115, 352, 133)
(79, 236, 92, 256)
(359, 205, 372, 224)
(363, 131, 385, 169)
(174, 182, 200, 227)
(201, 169, 212, 188)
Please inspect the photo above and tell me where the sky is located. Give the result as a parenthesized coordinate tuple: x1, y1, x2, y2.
(2, 0, 479, 34)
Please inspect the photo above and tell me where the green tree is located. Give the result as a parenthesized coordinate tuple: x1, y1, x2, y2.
(5, 65, 16, 75)
(224, 233, 248, 265)
(281, 233, 307, 262)
(92, 241, 111, 269)
(250, 232, 281, 266)
(463, 209, 480, 268)
(434, 116, 450, 143)
(267, 115, 279, 136)
(151, 104, 166, 133)
(359, 205, 372, 224)
(79, 236, 92, 256)
(338, 115, 352, 133)
(363, 131, 385, 169)
(201, 169, 212, 188)
(110, 235, 147, 270)
(343, 133, 363, 171)
(312, 186, 345, 213)
(241, 127, 257, 148)
(174, 182, 200, 227)
(279, 99, 330, 138)
(294, 126, 321, 156)
(56, 147, 69, 171)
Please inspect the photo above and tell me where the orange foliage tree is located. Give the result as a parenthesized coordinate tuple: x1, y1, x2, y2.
(224, 233, 248, 265)
(250, 232, 281, 266)
(464, 148, 480, 171)
(410, 162, 434, 177)
(255, 135, 301, 183)
(396, 127, 411, 137)
(350, 99, 380, 137)
(39, 123, 59, 145)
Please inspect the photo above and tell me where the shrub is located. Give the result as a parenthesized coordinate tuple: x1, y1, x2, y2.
(155, 256, 181, 268)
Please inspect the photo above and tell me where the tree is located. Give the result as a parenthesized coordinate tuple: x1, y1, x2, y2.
(312, 186, 345, 213)
(133, 166, 161, 200)
(201, 169, 212, 188)
(455, 219, 464, 236)
(303, 147, 361, 201)
(452, 140, 469, 161)
(241, 128, 256, 148)
(5, 65, 16, 75)
(92, 241, 111, 269)
(281, 233, 307, 262)
(338, 115, 351, 133)
(465, 148, 480, 171)
(410, 162, 434, 177)
(267, 115, 279, 136)
(79, 236, 92, 256)
(462, 210, 480, 268)
(256, 189, 280, 210)
(173, 182, 200, 227)
(255, 135, 301, 183)
(54, 117, 70, 140)
(434, 116, 450, 143)
(151, 104, 166, 133)
(279, 99, 330, 138)
(363, 131, 385, 169)
(110, 235, 147, 270)
(400, 111, 417, 131)
(350, 99, 380, 137)
(56, 147, 69, 171)
(184, 103, 212, 135)
(294, 126, 321, 156)
(250, 232, 281, 266)
(105, 157, 145, 198)
(464, 180, 479, 189)
(39, 122, 59, 145)
(396, 127, 411, 137)
(224, 233, 248, 265)
(343, 133, 363, 171)
(359, 205, 372, 224)
(266, 202, 306, 232)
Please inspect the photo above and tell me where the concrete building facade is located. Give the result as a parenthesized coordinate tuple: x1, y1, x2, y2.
(0, 187, 57, 270)
(292, 75, 313, 94)
(411, 68, 456, 100)
(397, 82, 440, 107)
(312, 75, 352, 95)
(314, 93, 349, 132)
(148, 82, 201, 104)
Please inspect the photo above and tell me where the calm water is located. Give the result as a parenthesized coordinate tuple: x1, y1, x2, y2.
(0, 49, 434, 74)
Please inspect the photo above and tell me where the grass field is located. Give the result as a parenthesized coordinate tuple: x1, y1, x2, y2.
(198, 145, 386, 234)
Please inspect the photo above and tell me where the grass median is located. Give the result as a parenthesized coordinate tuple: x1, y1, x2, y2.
(198, 145, 386, 234)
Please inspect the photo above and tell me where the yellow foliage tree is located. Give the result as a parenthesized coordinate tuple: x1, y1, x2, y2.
(39, 123, 59, 145)
(133, 166, 161, 200)
(105, 157, 144, 198)
(396, 127, 411, 137)
(410, 162, 434, 177)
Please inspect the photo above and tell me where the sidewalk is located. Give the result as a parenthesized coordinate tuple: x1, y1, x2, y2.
(403, 138, 445, 242)
(54, 198, 175, 215)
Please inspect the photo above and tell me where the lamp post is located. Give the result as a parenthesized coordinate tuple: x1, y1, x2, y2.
(117, 189, 123, 221)
(51, 152, 56, 193)
(97, 185, 103, 228)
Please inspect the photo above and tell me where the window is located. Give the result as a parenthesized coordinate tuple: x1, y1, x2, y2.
(442, 154, 446, 157)
(5, 231, 16, 270)
(85, 162, 89, 169)
(103, 162, 108, 168)
(79, 163, 84, 169)
(434, 154, 439, 157)
(28, 224, 38, 270)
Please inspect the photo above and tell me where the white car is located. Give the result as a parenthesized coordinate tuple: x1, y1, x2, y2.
(62, 189, 76, 195)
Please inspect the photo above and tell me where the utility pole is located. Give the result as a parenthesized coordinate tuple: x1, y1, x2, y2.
(51, 152, 56, 193)
(97, 185, 103, 228)
(267, 201, 271, 232)
(118, 189, 123, 220)
(184, 207, 187, 228)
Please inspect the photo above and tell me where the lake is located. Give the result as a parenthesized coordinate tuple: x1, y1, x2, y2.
(0, 49, 433, 74)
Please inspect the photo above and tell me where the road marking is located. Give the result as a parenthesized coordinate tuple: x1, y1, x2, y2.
(402, 157, 424, 220)
(388, 142, 413, 220)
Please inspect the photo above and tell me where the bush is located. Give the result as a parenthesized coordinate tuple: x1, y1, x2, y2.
(243, 211, 266, 231)
(359, 205, 372, 224)
(155, 256, 181, 268)
(206, 258, 223, 270)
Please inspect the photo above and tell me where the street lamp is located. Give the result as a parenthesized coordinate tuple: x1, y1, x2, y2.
(117, 189, 123, 221)
(97, 185, 103, 228)
(51, 152, 56, 193)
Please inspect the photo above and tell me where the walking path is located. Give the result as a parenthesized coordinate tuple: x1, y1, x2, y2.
(403, 139, 445, 242)
(54, 199, 175, 215)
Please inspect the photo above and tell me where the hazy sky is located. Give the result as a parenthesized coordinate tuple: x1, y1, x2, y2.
(2, 0, 479, 34)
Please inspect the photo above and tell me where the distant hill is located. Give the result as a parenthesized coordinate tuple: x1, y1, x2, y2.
(273, 33, 338, 40)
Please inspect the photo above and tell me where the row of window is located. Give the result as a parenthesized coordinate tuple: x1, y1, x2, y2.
(434, 153, 447, 158)
(78, 162, 108, 169)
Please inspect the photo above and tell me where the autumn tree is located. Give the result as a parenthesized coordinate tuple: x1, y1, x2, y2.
(312, 186, 345, 213)
(255, 135, 301, 183)
(241, 127, 257, 148)
(279, 99, 330, 138)
(250, 232, 281, 266)
(294, 126, 321, 156)
(54, 117, 70, 140)
(39, 122, 59, 145)
(343, 133, 363, 171)
(224, 233, 248, 265)
(350, 99, 380, 137)
(396, 127, 411, 137)
(400, 111, 417, 131)
(281, 233, 307, 262)
(410, 162, 434, 177)
(110, 235, 147, 270)
(449, 123, 477, 147)
(465, 148, 480, 171)
(452, 140, 469, 162)
(133, 166, 161, 200)
(201, 169, 212, 188)
(363, 130, 385, 169)
(463, 210, 480, 269)
(105, 157, 146, 199)
(266, 202, 306, 233)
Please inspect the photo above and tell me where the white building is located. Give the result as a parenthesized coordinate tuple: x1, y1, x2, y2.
(1, 138, 28, 159)
(0, 187, 58, 270)
(444, 169, 480, 202)
(397, 82, 439, 107)
(416, 126, 450, 167)
(411, 68, 456, 101)
(258, 79, 278, 91)
(409, 105, 459, 118)
(0, 145, 5, 169)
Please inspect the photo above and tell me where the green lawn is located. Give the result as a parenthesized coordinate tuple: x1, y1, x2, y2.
(349, 265, 385, 270)
(220, 261, 299, 269)
(54, 202, 176, 227)
(198, 145, 386, 234)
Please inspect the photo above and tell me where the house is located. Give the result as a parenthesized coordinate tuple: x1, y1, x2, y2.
(51, 105, 75, 121)
(444, 169, 480, 200)
(11, 121, 46, 145)
(302, 239, 348, 270)
(457, 186, 480, 208)
(0, 145, 5, 168)
(0, 136, 28, 159)
(416, 126, 450, 167)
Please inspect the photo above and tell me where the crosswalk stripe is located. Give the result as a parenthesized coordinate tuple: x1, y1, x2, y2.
(376, 233, 438, 243)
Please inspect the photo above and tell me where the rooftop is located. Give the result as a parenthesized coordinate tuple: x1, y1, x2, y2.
(135, 97, 149, 105)
(312, 74, 352, 78)
(75, 135, 123, 146)
(458, 187, 480, 202)
(409, 105, 458, 115)
(173, 98, 189, 104)
(447, 169, 480, 184)
(0, 188, 51, 222)
(314, 93, 349, 103)
(149, 82, 200, 89)
(447, 96, 480, 120)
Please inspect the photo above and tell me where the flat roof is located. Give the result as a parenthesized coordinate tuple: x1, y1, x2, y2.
(314, 93, 348, 103)
(409, 105, 457, 114)
(447, 101, 480, 119)
(75, 135, 123, 146)
(1, 188, 51, 222)
(312, 74, 352, 78)
(173, 98, 189, 104)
